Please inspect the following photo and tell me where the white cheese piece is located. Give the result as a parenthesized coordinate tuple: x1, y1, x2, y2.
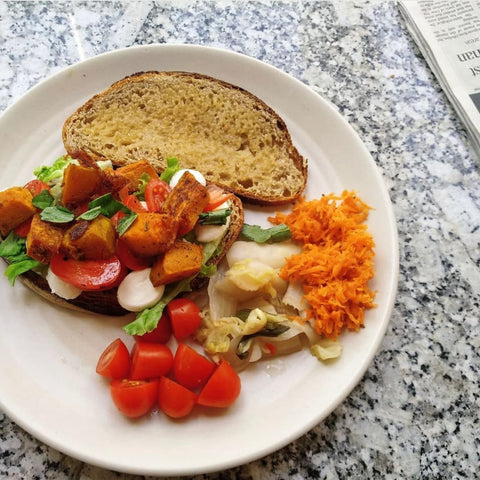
(169, 169, 206, 188)
(46, 268, 82, 300)
(195, 200, 231, 243)
(117, 268, 165, 312)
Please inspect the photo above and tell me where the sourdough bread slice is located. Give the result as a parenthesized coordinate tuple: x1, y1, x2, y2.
(11, 193, 244, 316)
(63, 71, 307, 205)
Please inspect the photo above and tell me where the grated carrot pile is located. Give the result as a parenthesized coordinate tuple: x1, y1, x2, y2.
(269, 190, 376, 339)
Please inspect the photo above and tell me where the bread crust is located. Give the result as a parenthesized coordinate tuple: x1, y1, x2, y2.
(63, 71, 308, 205)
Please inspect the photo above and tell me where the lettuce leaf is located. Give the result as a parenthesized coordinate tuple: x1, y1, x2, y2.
(122, 276, 193, 336)
(34, 155, 72, 182)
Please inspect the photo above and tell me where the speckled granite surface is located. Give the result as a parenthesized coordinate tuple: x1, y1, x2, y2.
(0, 0, 479, 478)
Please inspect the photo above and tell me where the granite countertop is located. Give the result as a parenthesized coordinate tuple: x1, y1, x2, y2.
(0, 1, 479, 479)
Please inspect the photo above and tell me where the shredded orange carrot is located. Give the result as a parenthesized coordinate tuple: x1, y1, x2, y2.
(269, 190, 376, 339)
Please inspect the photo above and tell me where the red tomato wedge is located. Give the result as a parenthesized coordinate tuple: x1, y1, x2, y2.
(197, 360, 241, 408)
(145, 178, 171, 212)
(24, 179, 50, 196)
(110, 379, 159, 418)
(173, 344, 216, 390)
(167, 298, 202, 341)
(158, 376, 197, 419)
(129, 342, 173, 380)
(134, 313, 172, 344)
(204, 184, 233, 212)
(123, 194, 147, 213)
(50, 254, 125, 291)
(116, 239, 152, 271)
(96, 338, 130, 379)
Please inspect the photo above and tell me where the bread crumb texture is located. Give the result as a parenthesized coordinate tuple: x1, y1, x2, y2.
(63, 72, 307, 204)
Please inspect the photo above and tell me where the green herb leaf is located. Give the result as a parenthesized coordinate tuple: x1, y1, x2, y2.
(199, 208, 231, 225)
(135, 173, 150, 200)
(40, 206, 75, 223)
(199, 263, 216, 277)
(32, 189, 54, 209)
(34, 155, 72, 182)
(236, 319, 290, 358)
(76, 206, 102, 221)
(88, 193, 130, 218)
(5, 258, 42, 285)
(116, 212, 137, 236)
(240, 223, 292, 243)
(0, 231, 26, 257)
(160, 157, 180, 183)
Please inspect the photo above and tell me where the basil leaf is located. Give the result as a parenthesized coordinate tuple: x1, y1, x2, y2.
(0, 231, 26, 257)
(160, 157, 180, 183)
(117, 212, 137, 236)
(240, 223, 292, 243)
(88, 193, 130, 218)
(199, 208, 231, 225)
(76, 206, 102, 221)
(32, 189, 54, 209)
(5, 258, 42, 285)
(40, 206, 75, 223)
(269, 224, 293, 242)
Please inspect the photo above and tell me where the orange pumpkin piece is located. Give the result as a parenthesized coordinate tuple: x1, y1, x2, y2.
(62, 163, 102, 205)
(162, 171, 209, 236)
(115, 160, 159, 191)
(0, 187, 37, 236)
(150, 240, 203, 286)
(26, 214, 64, 263)
(121, 212, 177, 257)
(60, 215, 116, 260)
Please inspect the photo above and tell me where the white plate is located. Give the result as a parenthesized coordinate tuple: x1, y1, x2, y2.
(0, 45, 398, 476)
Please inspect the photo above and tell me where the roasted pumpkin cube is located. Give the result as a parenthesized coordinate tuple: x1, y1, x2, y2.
(121, 212, 177, 257)
(26, 214, 64, 264)
(150, 240, 204, 286)
(162, 171, 209, 236)
(62, 163, 102, 205)
(115, 159, 159, 191)
(61, 215, 116, 260)
(0, 187, 37, 236)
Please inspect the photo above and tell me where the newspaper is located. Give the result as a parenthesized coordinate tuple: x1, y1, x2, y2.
(398, 0, 480, 156)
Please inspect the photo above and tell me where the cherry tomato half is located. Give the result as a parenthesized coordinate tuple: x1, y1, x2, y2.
(145, 178, 171, 212)
(134, 313, 172, 344)
(24, 179, 50, 196)
(173, 343, 215, 390)
(110, 379, 159, 418)
(96, 338, 130, 379)
(123, 194, 147, 213)
(129, 342, 173, 380)
(203, 184, 233, 212)
(50, 254, 125, 291)
(167, 298, 202, 341)
(158, 376, 197, 419)
(197, 360, 241, 408)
